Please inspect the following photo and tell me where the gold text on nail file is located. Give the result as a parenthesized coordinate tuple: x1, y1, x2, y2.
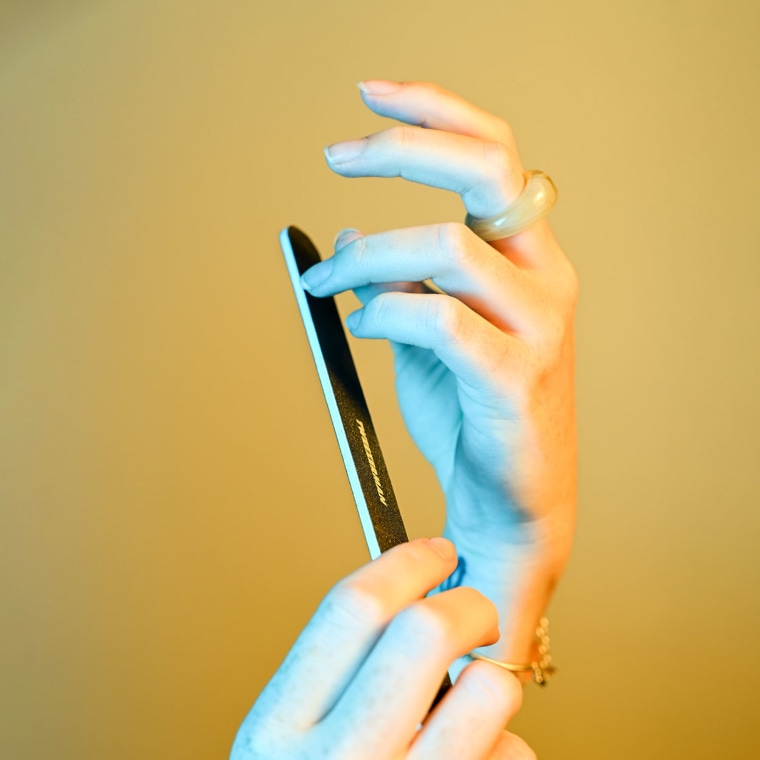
(356, 420, 388, 506)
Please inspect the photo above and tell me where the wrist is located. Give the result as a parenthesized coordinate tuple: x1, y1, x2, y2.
(440, 467, 575, 668)
(442, 485, 575, 577)
(441, 510, 572, 669)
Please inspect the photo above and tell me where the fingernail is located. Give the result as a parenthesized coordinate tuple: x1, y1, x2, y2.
(345, 309, 362, 331)
(301, 258, 333, 291)
(333, 227, 361, 251)
(324, 138, 366, 164)
(357, 80, 402, 96)
(426, 537, 456, 561)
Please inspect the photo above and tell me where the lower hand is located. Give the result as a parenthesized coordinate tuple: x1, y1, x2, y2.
(231, 538, 535, 759)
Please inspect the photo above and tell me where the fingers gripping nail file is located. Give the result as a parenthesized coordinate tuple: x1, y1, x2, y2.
(279, 226, 453, 708)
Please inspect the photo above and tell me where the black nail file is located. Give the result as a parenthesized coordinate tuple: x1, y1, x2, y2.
(279, 225, 409, 557)
(279, 225, 453, 707)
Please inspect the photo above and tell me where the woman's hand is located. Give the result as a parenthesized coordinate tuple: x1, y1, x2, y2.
(302, 80, 578, 666)
(231, 538, 535, 759)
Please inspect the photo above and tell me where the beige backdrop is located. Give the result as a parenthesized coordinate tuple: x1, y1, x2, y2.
(2, 1, 759, 758)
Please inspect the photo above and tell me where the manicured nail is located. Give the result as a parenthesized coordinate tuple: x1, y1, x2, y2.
(426, 537, 456, 561)
(301, 258, 333, 291)
(345, 309, 362, 331)
(324, 139, 366, 164)
(357, 80, 402, 96)
(333, 227, 361, 251)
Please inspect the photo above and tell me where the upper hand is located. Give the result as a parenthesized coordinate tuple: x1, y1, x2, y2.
(302, 80, 577, 663)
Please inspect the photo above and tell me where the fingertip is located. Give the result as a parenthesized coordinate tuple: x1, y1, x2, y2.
(425, 536, 457, 562)
(300, 257, 333, 292)
(479, 618, 502, 650)
(345, 309, 362, 332)
(324, 138, 366, 165)
(491, 732, 537, 760)
(461, 659, 523, 715)
(357, 79, 403, 96)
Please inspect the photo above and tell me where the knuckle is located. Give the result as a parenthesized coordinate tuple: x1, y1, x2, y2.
(481, 140, 523, 207)
(321, 577, 386, 631)
(482, 139, 519, 181)
(492, 334, 531, 391)
(538, 310, 568, 352)
(465, 662, 523, 714)
(491, 115, 516, 147)
(436, 221, 474, 264)
(394, 600, 452, 651)
(347, 233, 369, 268)
(364, 290, 393, 325)
(388, 124, 415, 150)
(427, 295, 468, 346)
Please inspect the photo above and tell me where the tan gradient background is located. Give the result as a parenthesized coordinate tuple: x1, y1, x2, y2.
(1, 1, 759, 758)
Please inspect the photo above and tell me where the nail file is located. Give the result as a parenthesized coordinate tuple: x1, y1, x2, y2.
(279, 225, 408, 557)
(279, 226, 452, 705)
